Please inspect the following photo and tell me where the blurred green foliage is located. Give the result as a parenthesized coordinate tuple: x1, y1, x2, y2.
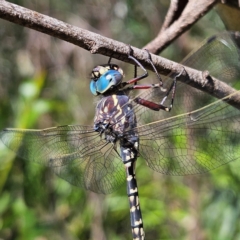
(1, 1, 240, 240)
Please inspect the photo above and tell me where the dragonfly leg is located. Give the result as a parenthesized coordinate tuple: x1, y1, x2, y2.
(126, 45, 149, 85)
(107, 50, 115, 64)
(123, 46, 184, 112)
(160, 67, 185, 111)
(122, 46, 165, 91)
(134, 68, 184, 112)
(144, 49, 166, 92)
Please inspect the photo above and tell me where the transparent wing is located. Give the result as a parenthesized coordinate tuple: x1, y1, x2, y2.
(0, 125, 124, 194)
(131, 31, 240, 125)
(122, 32, 240, 175)
(136, 91, 240, 175)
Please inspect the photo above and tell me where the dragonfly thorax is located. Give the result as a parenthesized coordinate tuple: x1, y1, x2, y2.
(94, 121, 119, 143)
(93, 94, 139, 148)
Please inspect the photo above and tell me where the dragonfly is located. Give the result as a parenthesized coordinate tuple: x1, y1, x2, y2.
(1, 31, 240, 240)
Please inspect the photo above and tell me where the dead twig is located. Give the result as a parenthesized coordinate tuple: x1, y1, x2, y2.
(144, 0, 219, 54)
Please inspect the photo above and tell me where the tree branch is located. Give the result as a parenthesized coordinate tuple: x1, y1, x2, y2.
(160, 0, 188, 32)
(0, 1, 240, 109)
(144, 0, 219, 54)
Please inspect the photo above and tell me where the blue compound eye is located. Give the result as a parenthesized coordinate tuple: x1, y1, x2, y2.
(90, 69, 123, 95)
(90, 80, 98, 95)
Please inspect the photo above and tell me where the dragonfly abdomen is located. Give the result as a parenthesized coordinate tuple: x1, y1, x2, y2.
(121, 146, 144, 240)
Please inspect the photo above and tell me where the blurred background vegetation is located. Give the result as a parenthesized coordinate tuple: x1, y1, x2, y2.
(1, 1, 240, 240)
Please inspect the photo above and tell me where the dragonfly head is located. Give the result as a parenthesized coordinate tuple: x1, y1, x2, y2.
(90, 64, 124, 95)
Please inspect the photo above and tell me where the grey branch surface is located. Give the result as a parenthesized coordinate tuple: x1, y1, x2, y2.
(0, 1, 240, 109)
